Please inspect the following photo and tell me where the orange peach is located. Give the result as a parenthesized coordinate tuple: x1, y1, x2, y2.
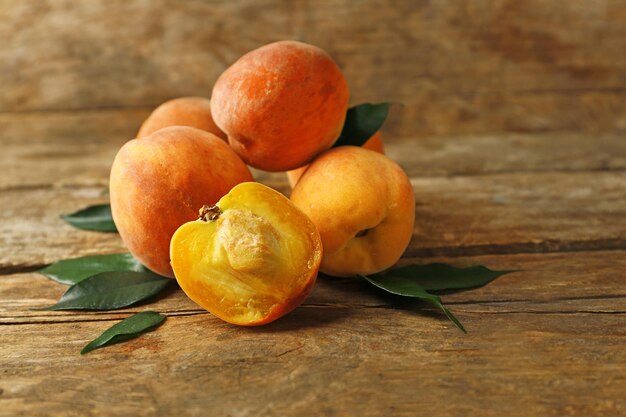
(137, 97, 226, 139)
(211, 40, 350, 171)
(286, 132, 385, 187)
(110, 126, 253, 277)
(170, 182, 322, 325)
(290, 146, 415, 277)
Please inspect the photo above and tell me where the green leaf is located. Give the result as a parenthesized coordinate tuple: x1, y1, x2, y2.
(81, 311, 166, 354)
(61, 204, 117, 232)
(361, 274, 466, 333)
(39, 253, 148, 285)
(383, 263, 515, 292)
(333, 102, 390, 147)
(38, 271, 171, 311)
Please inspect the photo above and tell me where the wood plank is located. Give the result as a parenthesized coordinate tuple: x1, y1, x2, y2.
(408, 170, 626, 256)
(3, 251, 625, 324)
(0, 308, 624, 417)
(3, 3, 625, 415)
(2, 107, 625, 188)
(387, 132, 626, 179)
(1, 0, 625, 137)
(0, 186, 123, 272)
(3, 169, 626, 271)
(0, 109, 148, 189)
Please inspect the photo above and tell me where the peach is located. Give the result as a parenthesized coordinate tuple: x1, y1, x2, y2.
(290, 146, 415, 277)
(137, 97, 226, 139)
(286, 132, 385, 187)
(170, 182, 322, 325)
(211, 40, 350, 171)
(110, 126, 253, 277)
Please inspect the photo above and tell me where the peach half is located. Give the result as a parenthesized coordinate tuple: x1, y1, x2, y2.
(170, 182, 322, 325)
(290, 146, 415, 277)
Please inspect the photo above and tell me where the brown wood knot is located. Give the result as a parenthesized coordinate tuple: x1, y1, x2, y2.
(198, 205, 222, 222)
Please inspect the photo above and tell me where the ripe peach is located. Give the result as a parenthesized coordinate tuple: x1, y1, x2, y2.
(290, 146, 415, 277)
(211, 40, 350, 171)
(170, 182, 322, 325)
(286, 132, 385, 187)
(110, 126, 253, 277)
(137, 97, 226, 139)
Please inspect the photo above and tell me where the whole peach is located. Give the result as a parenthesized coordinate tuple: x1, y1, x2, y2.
(290, 146, 415, 277)
(286, 132, 385, 187)
(137, 97, 226, 140)
(110, 126, 253, 277)
(211, 41, 350, 171)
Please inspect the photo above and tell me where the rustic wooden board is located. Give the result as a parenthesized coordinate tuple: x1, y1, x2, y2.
(2, 104, 625, 416)
(2, 148, 625, 416)
(3, 107, 626, 189)
(2, 250, 625, 324)
(1, 0, 625, 137)
(2, 110, 626, 271)
(3, 168, 626, 271)
(0, 109, 148, 190)
(409, 170, 626, 256)
(2, 309, 624, 417)
(0, 186, 122, 272)
(2, 2, 626, 414)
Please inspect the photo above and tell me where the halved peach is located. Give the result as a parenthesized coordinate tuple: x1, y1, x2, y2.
(170, 182, 322, 326)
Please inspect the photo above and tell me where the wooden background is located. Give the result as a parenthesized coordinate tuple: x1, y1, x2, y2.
(1, 1, 625, 416)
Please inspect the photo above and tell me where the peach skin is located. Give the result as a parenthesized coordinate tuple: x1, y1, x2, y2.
(110, 126, 253, 277)
(137, 97, 226, 139)
(286, 131, 385, 187)
(290, 146, 415, 277)
(211, 40, 350, 171)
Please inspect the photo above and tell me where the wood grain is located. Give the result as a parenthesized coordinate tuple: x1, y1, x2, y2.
(3, 107, 626, 190)
(3, 250, 625, 324)
(1, 0, 625, 137)
(2, 2, 626, 415)
(4, 168, 626, 272)
(2, 111, 626, 271)
(1, 309, 624, 417)
(0, 109, 148, 190)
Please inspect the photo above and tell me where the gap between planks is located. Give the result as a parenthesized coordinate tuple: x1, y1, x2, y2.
(3, 237, 626, 276)
(4, 165, 626, 194)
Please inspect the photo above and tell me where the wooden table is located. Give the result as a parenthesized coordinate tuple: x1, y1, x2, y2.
(1, 1, 625, 416)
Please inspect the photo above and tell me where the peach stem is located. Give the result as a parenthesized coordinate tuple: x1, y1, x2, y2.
(198, 205, 222, 222)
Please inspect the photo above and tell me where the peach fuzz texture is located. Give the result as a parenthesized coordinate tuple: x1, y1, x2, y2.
(211, 40, 350, 171)
(290, 146, 415, 277)
(137, 97, 226, 140)
(287, 132, 385, 187)
(109, 126, 253, 277)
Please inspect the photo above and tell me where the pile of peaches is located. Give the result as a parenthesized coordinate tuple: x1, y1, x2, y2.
(110, 41, 415, 326)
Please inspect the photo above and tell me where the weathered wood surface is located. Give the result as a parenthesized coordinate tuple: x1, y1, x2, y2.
(2, 1, 626, 416)
(3, 114, 626, 270)
(4, 168, 626, 271)
(2, 310, 625, 417)
(1, 0, 626, 138)
(3, 108, 626, 189)
(2, 250, 625, 324)
(1, 126, 625, 415)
